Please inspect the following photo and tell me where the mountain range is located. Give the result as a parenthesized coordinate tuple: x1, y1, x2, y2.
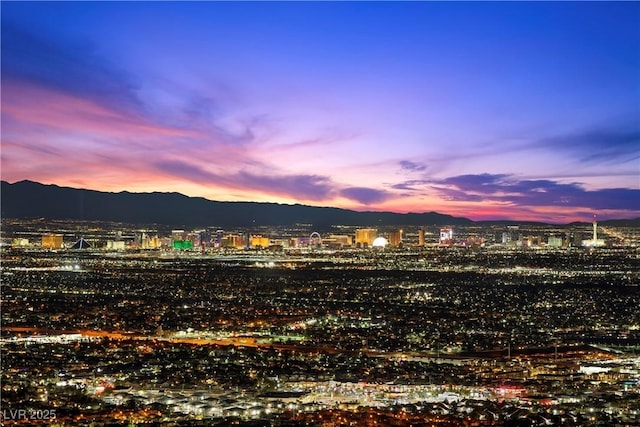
(1, 180, 474, 228)
(2, 180, 638, 228)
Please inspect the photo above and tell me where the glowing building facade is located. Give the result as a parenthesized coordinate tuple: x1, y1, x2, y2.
(439, 228, 453, 245)
(42, 234, 64, 249)
(547, 235, 563, 248)
(388, 229, 403, 247)
(173, 240, 194, 250)
(355, 228, 377, 248)
(250, 235, 270, 248)
(221, 234, 245, 248)
(106, 241, 126, 250)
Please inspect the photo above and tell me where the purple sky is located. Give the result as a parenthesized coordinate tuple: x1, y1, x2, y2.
(1, 2, 639, 222)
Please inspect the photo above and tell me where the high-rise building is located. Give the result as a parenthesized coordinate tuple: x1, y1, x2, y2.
(173, 240, 194, 250)
(501, 225, 520, 245)
(221, 234, 244, 248)
(355, 228, 377, 248)
(191, 230, 207, 248)
(388, 229, 403, 247)
(439, 227, 453, 245)
(186, 232, 201, 247)
(42, 234, 64, 249)
(572, 232, 583, 247)
(214, 230, 225, 247)
(141, 234, 160, 249)
(418, 227, 425, 246)
(547, 235, 563, 247)
(250, 235, 270, 248)
(171, 230, 185, 243)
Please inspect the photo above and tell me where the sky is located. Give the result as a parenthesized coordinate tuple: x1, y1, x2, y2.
(1, 1, 639, 223)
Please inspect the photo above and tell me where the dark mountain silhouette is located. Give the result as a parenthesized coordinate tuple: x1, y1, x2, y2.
(567, 218, 640, 227)
(477, 218, 640, 227)
(1, 180, 474, 228)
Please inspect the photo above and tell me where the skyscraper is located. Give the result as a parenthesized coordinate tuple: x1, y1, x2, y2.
(388, 229, 403, 247)
(355, 228, 377, 248)
(439, 227, 453, 245)
(418, 227, 425, 246)
(42, 234, 64, 249)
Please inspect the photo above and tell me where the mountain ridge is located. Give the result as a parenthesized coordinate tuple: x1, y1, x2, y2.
(0, 180, 473, 228)
(2, 180, 639, 228)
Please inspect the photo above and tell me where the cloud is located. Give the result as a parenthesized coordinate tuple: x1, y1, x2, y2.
(156, 160, 221, 183)
(267, 130, 359, 153)
(414, 124, 640, 173)
(437, 173, 511, 194)
(399, 160, 427, 172)
(1, 21, 141, 114)
(433, 173, 640, 211)
(156, 160, 335, 201)
(1, 21, 263, 149)
(157, 160, 395, 205)
(1, 81, 202, 143)
(237, 172, 334, 201)
(170, 91, 274, 146)
(0, 139, 62, 157)
(340, 187, 391, 204)
(541, 125, 640, 164)
(391, 179, 430, 191)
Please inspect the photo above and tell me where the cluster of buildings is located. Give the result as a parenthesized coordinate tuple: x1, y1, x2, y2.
(29, 221, 609, 252)
(504, 217, 606, 249)
(32, 228, 405, 251)
(5, 212, 622, 254)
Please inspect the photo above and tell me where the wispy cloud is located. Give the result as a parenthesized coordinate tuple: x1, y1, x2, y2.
(235, 172, 335, 201)
(1, 21, 270, 150)
(399, 160, 428, 172)
(1, 80, 201, 141)
(433, 173, 640, 211)
(156, 160, 331, 199)
(390, 179, 430, 191)
(1, 21, 141, 114)
(542, 126, 640, 164)
(156, 159, 395, 206)
(340, 187, 391, 205)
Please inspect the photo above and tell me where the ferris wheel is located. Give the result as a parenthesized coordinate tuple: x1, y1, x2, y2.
(309, 232, 322, 247)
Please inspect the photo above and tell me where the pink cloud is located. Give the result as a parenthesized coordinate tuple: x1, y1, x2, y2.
(2, 79, 202, 141)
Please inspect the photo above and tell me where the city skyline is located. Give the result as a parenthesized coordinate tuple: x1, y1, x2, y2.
(2, 2, 639, 223)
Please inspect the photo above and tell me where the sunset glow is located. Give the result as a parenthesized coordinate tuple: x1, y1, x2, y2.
(2, 2, 639, 222)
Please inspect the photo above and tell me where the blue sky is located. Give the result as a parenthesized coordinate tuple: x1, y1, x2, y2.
(2, 1, 639, 222)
